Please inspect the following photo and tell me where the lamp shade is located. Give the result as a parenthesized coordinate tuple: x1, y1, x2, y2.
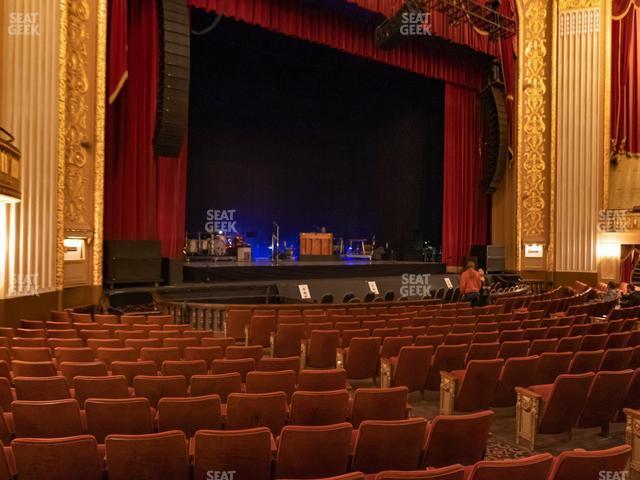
(0, 127, 21, 204)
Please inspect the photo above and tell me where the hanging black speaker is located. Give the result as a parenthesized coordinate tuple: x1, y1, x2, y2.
(480, 61, 509, 194)
(154, 0, 190, 157)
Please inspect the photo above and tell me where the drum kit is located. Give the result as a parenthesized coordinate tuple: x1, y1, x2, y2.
(184, 231, 244, 259)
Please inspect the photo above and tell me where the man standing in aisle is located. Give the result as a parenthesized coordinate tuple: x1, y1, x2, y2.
(460, 260, 483, 307)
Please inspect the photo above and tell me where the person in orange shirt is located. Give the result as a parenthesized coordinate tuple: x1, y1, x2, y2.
(460, 260, 483, 307)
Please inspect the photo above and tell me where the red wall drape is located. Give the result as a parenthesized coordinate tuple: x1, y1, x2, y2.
(442, 84, 489, 267)
(188, 0, 489, 90)
(612, 0, 640, 156)
(621, 245, 640, 282)
(107, 0, 128, 104)
(105, 0, 188, 257)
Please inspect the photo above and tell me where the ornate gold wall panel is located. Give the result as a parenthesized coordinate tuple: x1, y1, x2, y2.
(58, 0, 106, 288)
(516, 0, 552, 271)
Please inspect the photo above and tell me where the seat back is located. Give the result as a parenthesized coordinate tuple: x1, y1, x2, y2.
(392, 346, 433, 394)
(580, 334, 608, 351)
(11, 346, 52, 362)
(493, 356, 539, 407)
(158, 394, 223, 437)
(289, 389, 350, 426)
(578, 369, 634, 428)
(183, 346, 223, 369)
(12, 435, 103, 480)
(225, 345, 264, 363)
(249, 316, 277, 347)
(548, 445, 631, 480)
(352, 418, 427, 473)
(96, 347, 137, 368)
(140, 346, 180, 370)
(74, 375, 130, 407)
(111, 360, 157, 386)
(275, 324, 305, 357)
(533, 352, 572, 385)
(466, 342, 500, 362)
(298, 368, 347, 391)
(14, 376, 71, 401)
(258, 356, 301, 377)
(193, 427, 273, 480)
(351, 386, 408, 428)
(12, 360, 57, 377)
(538, 372, 595, 434)
(307, 330, 339, 368)
(569, 349, 604, 374)
(225, 391, 287, 434)
(12, 398, 84, 438)
(211, 358, 256, 382)
(381, 336, 413, 358)
(466, 453, 553, 480)
(599, 347, 633, 371)
(54, 347, 95, 363)
(345, 337, 381, 379)
(246, 370, 296, 401)
(556, 336, 582, 353)
(422, 410, 493, 468)
(428, 345, 467, 390)
(456, 359, 504, 412)
(374, 466, 465, 480)
(105, 430, 190, 480)
(161, 360, 208, 382)
(275, 423, 352, 479)
(133, 375, 188, 407)
(85, 397, 155, 442)
(190, 373, 242, 402)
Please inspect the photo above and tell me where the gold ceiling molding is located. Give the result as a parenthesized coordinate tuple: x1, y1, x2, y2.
(558, 0, 600, 10)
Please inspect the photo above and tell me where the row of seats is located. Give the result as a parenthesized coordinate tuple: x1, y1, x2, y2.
(516, 370, 640, 448)
(0, 366, 352, 408)
(0, 425, 631, 480)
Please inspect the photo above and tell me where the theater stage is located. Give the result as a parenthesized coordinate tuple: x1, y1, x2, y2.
(183, 259, 446, 283)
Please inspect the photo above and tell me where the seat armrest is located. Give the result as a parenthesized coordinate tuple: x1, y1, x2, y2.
(515, 387, 542, 450)
(380, 357, 391, 388)
(439, 371, 459, 415)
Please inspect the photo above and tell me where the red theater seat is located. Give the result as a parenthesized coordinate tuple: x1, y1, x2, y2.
(12, 398, 84, 438)
(289, 389, 350, 426)
(275, 423, 352, 479)
(422, 411, 493, 468)
(350, 387, 408, 428)
(133, 374, 188, 407)
(193, 427, 273, 480)
(13, 376, 71, 401)
(85, 397, 155, 443)
(387, 346, 433, 394)
(465, 453, 553, 480)
(157, 394, 223, 437)
(374, 466, 465, 480)
(105, 430, 190, 480)
(74, 375, 131, 408)
(351, 418, 427, 473)
(12, 435, 103, 480)
(298, 368, 348, 391)
(225, 392, 287, 434)
(547, 445, 631, 480)
(190, 373, 242, 402)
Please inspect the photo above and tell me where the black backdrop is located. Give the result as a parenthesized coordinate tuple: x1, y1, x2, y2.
(187, 15, 444, 259)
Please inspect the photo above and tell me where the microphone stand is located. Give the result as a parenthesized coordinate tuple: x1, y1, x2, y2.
(271, 222, 280, 265)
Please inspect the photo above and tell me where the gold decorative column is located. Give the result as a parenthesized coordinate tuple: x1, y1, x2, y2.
(57, 0, 106, 291)
(516, 0, 553, 273)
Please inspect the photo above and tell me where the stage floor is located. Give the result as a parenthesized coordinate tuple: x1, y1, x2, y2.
(183, 259, 447, 283)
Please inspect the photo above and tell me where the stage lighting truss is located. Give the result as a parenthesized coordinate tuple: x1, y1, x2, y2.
(375, 0, 516, 49)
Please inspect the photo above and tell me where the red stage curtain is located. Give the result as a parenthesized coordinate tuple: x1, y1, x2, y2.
(107, 0, 128, 104)
(105, 0, 188, 257)
(621, 245, 640, 283)
(442, 84, 489, 267)
(612, 0, 640, 157)
(188, 0, 488, 90)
